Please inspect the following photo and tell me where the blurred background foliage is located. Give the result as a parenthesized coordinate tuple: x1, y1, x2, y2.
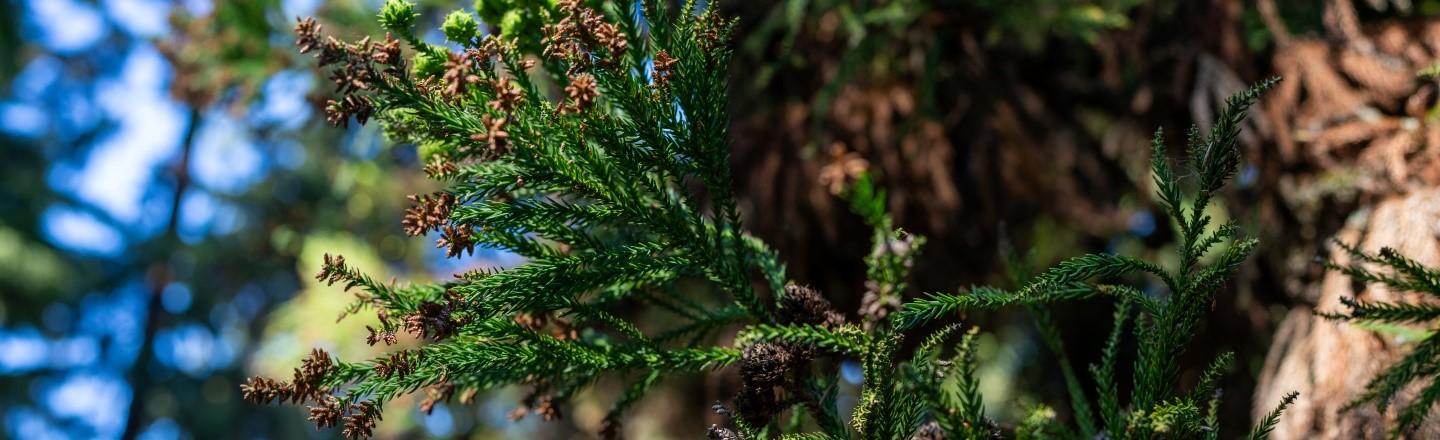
(3, 0, 1440, 439)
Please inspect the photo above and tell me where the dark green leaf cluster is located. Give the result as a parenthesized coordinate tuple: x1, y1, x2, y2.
(248, 1, 1300, 439)
(893, 79, 1295, 439)
(256, 1, 784, 438)
(1323, 243, 1440, 438)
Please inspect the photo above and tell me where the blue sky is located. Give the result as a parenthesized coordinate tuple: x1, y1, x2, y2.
(1, 0, 318, 438)
(2, 0, 516, 437)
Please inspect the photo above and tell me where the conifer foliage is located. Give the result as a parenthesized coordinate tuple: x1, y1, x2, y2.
(243, 1, 1295, 438)
(893, 78, 1293, 440)
(1323, 243, 1440, 438)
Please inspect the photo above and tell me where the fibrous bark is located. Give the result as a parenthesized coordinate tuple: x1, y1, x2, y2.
(1256, 189, 1440, 439)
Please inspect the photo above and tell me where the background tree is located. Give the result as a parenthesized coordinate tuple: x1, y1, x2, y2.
(0, 0, 438, 438)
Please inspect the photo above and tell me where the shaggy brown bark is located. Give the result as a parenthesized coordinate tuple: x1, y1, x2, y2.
(1255, 190, 1440, 439)
(719, 1, 1213, 311)
(1251, 1, 1440, 436)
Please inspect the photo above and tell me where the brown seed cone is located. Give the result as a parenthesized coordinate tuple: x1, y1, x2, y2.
(778, 284, 845, 328)
(740, 342, 793, 386)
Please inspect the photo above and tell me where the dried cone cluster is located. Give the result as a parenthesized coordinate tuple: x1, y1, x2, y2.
(253, 259, 472, 437)
(307, 397, 343, 428)
(730, 285, 847, 426)
(651, 50, 678, 88)
(304, 399, 383, 440)
(461, 75, 523, 156)
(281, 250, 474, 437)
(912, 420, 946, 440)
(694, 11, 730, 55)
(441, 50, 483, 99)
(294, 17, 403, 127)
(433, 37, 526, 159)
(365, 324, 397, 346)
(241, 347, 382, 439)
(436, 224, 477, 258)
(315, 253, 361, 292)
(403, 290, 470, 341)
(401, 192, 456, 237)
(373, 349, 423, 379)
(342, 401, 382, 440)
(475, 113, 510, 153)
(778, 284, 847, 328)
(240, 348, 334, 405)
(400, 192, 478, 258)
(544, 0, 629, 73)
(419, 382, 455, 414)
(544, 0, 633, 113)
(422, 156, 459, 178)
(563, 73, 599, 114)
(512, 311, 579, 341)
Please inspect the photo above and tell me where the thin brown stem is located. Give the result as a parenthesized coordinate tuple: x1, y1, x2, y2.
(119, 107, 201, 440)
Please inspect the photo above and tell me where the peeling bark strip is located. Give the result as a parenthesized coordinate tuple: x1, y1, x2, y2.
(1255, 190, 1440, 439)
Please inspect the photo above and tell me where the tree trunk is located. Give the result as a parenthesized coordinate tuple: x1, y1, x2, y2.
(1254, 189, 1440, 439)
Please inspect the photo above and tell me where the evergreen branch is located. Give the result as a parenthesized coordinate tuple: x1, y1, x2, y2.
(1188, 221, 1239, 268)
(794, 367, 849, 439)
(1188, 238, 1256, 295)
(779, 434, 843, 440)
(910, 325, 963, 436)
(1321, 296, 1440, 325)
(1178, 77, 1276, 272)
(1347, 334, 1440, 414)
(263, 7, 1293, 439)
(315, 254, 447, 320)
(1325, 245, 1440, 434)
(1192, 353, 1234, 440)
(1376, 247, 1440, 295)
(457, 244, 692, 314)
(736, 324, 869, 356)
(1189, 352, 1234, 408)
(654, 305, 749, 344)
(1248, 391, 1299, 440)
(912, 324, 962, 366)
(954, 327, 988, 438)
(1204, 389, 1224, 440)
(1193, 77, 1279, 201)
(1015, 405, 1066, 439)
(894, 284, 1098, 331)
(1137, 399, 1205, 437)
(1393, 377, 1440, 439)
(1093, 284, 1163, 317)
(1150, 127, 1185, 233)
(745, 235, 789, 304)
(894, 287, 1014, 330)
(1019, 253, 1171, 298)
(1330, 242, 1440, 298)
(1092, 298, 1131, 436)
(1029, 304, 1097, 438)
(574, 306, 651, 345)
